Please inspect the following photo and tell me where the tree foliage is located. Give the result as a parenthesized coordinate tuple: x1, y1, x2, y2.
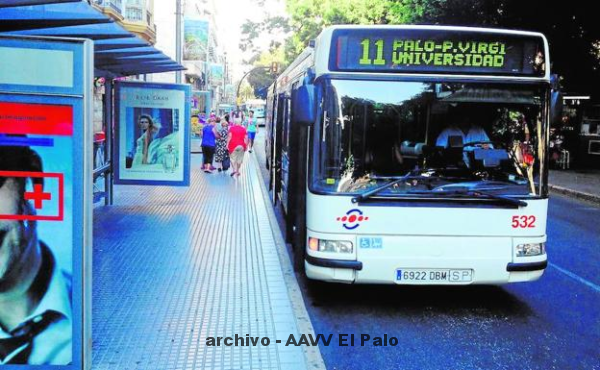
(246, 50, 286, 98)
(240, 0, 600, 94)
(238, 1, 291, 96)
(394, 0, 600, 93)
(239, 81, 256, 102)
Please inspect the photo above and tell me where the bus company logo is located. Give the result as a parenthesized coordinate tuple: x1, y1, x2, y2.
(337, 209, 369, 230)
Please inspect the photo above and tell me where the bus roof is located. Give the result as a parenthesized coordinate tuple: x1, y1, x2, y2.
(302, 25, 550, 83)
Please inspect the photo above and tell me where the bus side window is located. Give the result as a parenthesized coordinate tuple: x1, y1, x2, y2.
(283, 98, 291, 150)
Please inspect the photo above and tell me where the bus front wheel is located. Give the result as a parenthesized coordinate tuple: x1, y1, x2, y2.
(291, 218, 306, 274)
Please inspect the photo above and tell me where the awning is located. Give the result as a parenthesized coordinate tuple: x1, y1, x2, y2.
(0, 2, 111, 31)
(0, 0, 80, 8)
(7, 23, 134, 40)
(96, 46, 163, 58)
(0, 0, 184, 77)
(94, 37, 150, 51)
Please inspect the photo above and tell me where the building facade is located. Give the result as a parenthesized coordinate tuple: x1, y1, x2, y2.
(152, 0, 230, 113)
(95, 0, 230, 113)
(93, 0, 156, 44)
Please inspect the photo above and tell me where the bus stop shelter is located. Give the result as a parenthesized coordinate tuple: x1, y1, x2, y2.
(0, 0, 185, 206)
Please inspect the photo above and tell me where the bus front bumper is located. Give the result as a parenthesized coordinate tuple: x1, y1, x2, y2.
(305, 255, 547, 285)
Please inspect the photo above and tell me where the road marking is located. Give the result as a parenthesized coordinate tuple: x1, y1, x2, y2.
(549, 262, 600, 293)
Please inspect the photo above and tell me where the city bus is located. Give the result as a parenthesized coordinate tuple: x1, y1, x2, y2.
(265, 25, 553, 285)
(217, 103, 235, 118)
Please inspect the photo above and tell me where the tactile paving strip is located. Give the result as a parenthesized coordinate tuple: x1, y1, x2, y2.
(92, 155, 307, 370)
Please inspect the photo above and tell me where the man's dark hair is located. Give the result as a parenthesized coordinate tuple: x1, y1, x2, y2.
(249, 110, 254, 114)
(0, 142, 44, 192)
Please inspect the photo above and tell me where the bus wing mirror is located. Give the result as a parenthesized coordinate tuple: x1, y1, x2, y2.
(294, 84, 316, 124)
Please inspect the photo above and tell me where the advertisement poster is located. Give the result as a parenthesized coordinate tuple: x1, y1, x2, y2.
(0, 36, 90, 369)
(183, 18, 209, 61)
(0, 99, 77, 367)
(115, 81, 191, 186)
(191, 90, 211, 115)
(210, 63, 224, 85)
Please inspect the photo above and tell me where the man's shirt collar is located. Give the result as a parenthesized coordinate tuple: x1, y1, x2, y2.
(29, 244, 72, 324)
(0, 243, 72, 337)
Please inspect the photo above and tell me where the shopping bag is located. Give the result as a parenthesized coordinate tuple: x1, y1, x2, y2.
(222, 156, 231, 171)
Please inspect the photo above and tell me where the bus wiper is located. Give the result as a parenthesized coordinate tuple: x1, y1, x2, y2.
(407, 189, 528, 207)
(351, 174, 440, 203)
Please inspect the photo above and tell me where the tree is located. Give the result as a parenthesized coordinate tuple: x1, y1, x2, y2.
(238, 80, 256, 102)
(238, 1, 290, 97)
(245, 49, 286, 98)
(281, 0, 600, 94)
(241, 0, 600, 95)
(395, 0, 600, 94)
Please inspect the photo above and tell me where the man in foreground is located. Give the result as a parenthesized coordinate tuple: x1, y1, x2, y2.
(0, 144, 72, 365)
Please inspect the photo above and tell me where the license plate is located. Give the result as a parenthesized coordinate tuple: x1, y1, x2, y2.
(395, 269, 473, 284)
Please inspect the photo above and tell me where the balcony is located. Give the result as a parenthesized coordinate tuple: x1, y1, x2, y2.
(120, 8, 156, 44)
(107, 0, 122, 13)
(93, 0, 124, 22)
(94, 0, 122, 13)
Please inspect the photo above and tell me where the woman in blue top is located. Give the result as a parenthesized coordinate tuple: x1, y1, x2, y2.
(245, 110, 258, 153)
(200, 116, 217, 173)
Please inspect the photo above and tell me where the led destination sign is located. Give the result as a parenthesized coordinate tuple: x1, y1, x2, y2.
(332, 29, 546, 76)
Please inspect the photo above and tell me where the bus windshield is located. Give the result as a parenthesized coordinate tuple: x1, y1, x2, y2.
(312, 79, 548, 198)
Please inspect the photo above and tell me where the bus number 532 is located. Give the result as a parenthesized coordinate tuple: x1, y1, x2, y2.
(512, 215, 536, 228)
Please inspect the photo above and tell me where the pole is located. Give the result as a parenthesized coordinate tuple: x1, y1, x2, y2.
(104, 80, 114, 206)
(236, 66, 269, 108)
(222, 53, 227, 103)
(175, 0, 182, 83)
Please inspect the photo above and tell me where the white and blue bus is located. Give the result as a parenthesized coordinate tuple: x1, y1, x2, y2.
(217, 103, 235, 118)
(265, 25, 553, 285)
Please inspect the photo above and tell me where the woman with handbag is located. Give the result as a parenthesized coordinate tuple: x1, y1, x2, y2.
(200, 116, 217, 173)
(213, 118, 230, 173)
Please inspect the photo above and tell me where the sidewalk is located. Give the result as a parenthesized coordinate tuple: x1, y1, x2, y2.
(92, 154, 325, 370)
(191, 137, 202, 153)
(549, 169, 600, 204)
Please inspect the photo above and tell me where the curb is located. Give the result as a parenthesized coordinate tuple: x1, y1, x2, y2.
(549, 184, 600, 204)
(250, 154, 327, 370)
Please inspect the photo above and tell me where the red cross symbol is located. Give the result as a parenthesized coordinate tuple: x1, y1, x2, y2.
(25, 184, 52, 210)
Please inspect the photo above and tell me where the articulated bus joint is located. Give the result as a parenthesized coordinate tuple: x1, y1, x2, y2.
(306, 255, 363, 270)
(506, 260, 548, 272)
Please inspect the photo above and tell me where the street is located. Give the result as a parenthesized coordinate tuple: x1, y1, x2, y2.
(254, 133, 600, 370)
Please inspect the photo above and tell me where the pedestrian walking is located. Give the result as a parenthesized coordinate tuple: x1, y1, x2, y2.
(232, 108, 244, 123)
(227, 117, 248, 177)
(200, 116, 217, 173)
(245, 110, 258, 153)
(213, 118, 230, 173)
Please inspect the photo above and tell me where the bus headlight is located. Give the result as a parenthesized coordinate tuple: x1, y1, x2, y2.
(516, 243, 545, 256)
(308, 238, 353, 254)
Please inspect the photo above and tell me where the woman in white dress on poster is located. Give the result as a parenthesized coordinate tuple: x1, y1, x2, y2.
(132, 114, 161, 166)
